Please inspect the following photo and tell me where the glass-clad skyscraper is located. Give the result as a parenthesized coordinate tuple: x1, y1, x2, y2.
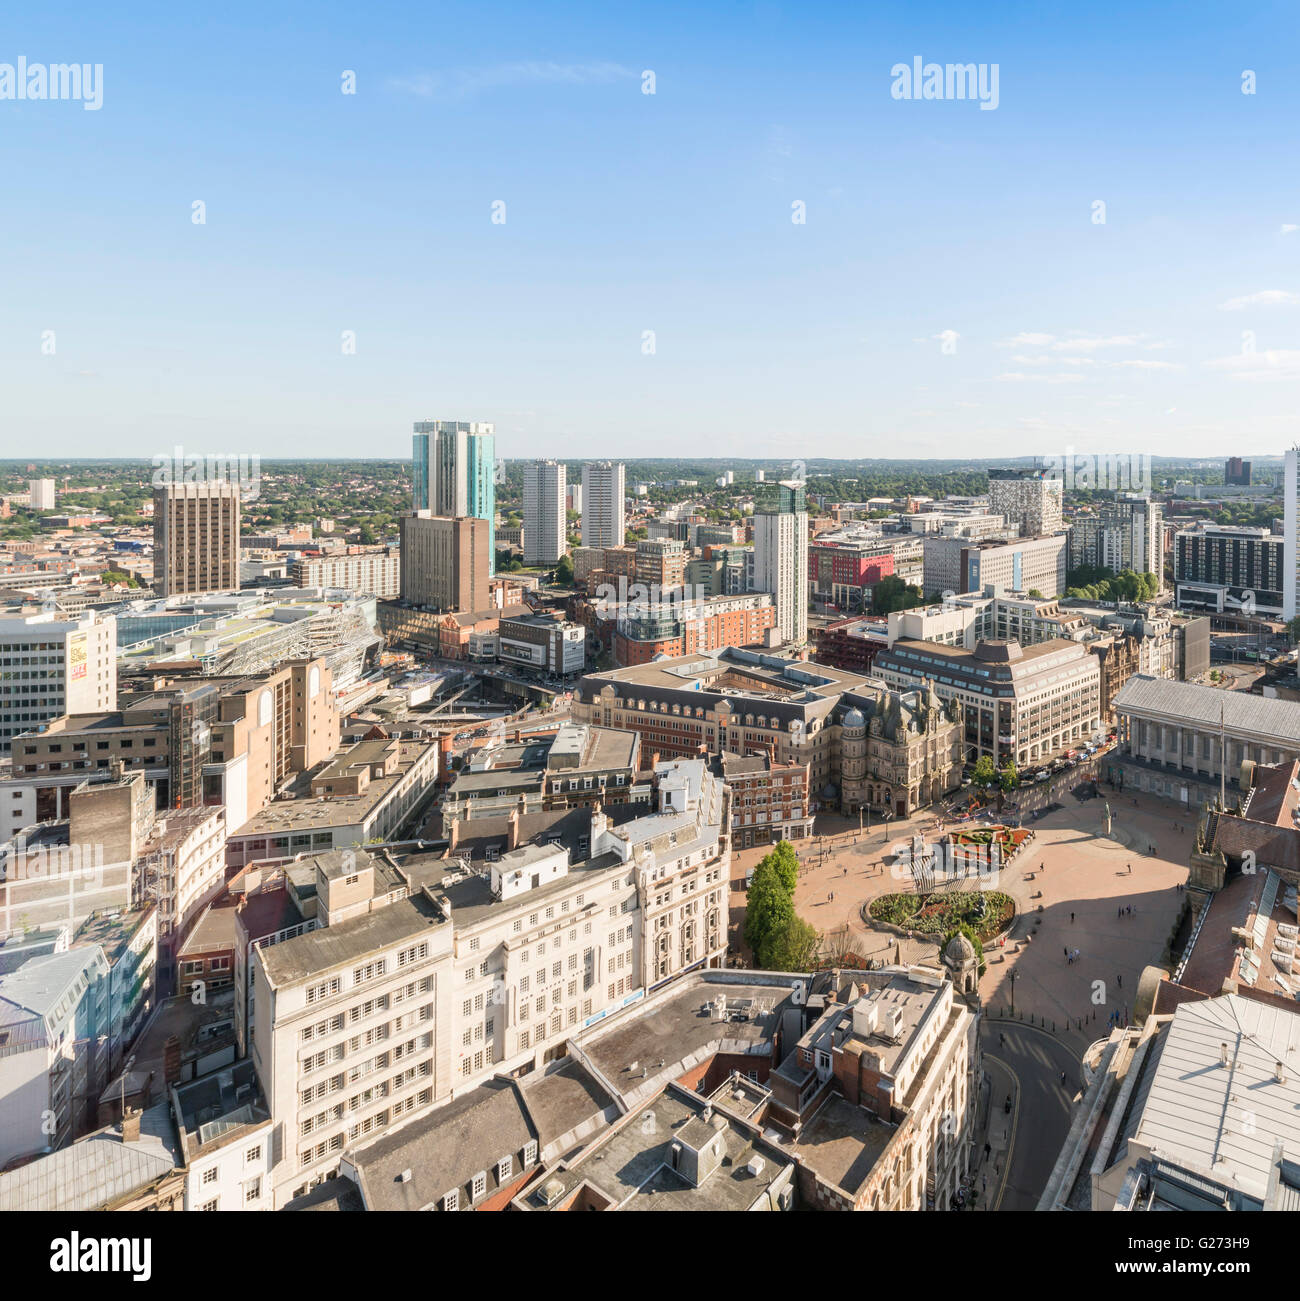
(412, 420, 496, 572)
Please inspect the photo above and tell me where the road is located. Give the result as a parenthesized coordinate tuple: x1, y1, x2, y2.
(981, 1022, 1080, 1211)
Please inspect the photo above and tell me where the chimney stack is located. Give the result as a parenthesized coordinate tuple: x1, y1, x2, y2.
(507, 806, 521, 851)
(449, 819, 460, 853)
(121, 1106, 142, 1143)
(163, 1035, 182, 1085)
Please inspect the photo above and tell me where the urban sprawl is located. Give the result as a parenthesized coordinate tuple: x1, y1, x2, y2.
(1, 441, 1298, 1215)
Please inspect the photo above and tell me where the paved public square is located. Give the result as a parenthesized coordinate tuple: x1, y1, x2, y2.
(729, 779, 1192, 1057)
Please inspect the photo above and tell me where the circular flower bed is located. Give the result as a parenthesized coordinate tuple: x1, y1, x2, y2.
(868, 890, 1015, 943)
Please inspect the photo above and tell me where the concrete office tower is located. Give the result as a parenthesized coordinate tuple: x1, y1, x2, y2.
(524, 460, 567, 567)
(1225, 456, 1252, 486)
(412, 421, 496, 570)
(0, 609, 116, 753)
(566, 483, 583, 514)
(1116, 495, 1164, 583)
(988, 468, 1063, 538)
(399, 513, 490, 613)
(581, 461, 625, 548)
(753, 480, 809, 646)
(152, 481, 241, 597)
(28, 479, 56, 510)
(1285, 447, 1298, 621)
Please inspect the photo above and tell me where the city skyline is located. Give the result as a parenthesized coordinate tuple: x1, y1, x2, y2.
(6, 1, 1300, 460)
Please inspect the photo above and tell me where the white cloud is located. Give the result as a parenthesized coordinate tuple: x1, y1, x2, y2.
(769, 126, 794, 158)
(1204, 350, 1300, 381)
(1112, 359, 1183, 371)
(1051, 334, 1143, 353)
(1001, 332, 1056, 347)
(1280, 224, 1298, 235)
(1217, 289, 1300, 311)
(1011, 354, 1094, 366)
(388, 61, 635, 99)
(995, 371, 1084, 384)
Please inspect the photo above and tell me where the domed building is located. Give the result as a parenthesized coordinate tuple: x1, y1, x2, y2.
(836, 680, 964, 819)
(943, 930, 981, 1001)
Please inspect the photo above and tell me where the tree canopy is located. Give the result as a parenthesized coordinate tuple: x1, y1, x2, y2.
(743, 840, 815, 971)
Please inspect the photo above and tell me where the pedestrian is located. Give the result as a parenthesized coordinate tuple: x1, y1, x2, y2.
(1061, 1071, 1067, 1086)
(1073, 948, 1079, 963)
(1117, 905, 1122, 919)
(1064, 946, 1069, 959)
(1117, 973, 1122, 988)
(1070, 911, 1075, 923)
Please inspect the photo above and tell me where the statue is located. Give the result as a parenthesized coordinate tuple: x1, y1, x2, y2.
(1104, 801, 1112, 836)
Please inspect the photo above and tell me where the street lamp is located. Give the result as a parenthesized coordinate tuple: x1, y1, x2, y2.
(1009, 968, 1018, 1015)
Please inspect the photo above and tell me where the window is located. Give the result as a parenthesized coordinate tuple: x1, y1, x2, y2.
(245, 1144, 262, 1164)
(443, 1189, 460, 1212)
(244, 1177, 262, 1203)
(497, 1155, 513, 1182)
(201, 1198, 219, 1212)
(523, 1140, 538, 1166)
(471, 1170, 487, 1200)
(306, 977, 340, 1004)
(202, 1167, 218, 1185)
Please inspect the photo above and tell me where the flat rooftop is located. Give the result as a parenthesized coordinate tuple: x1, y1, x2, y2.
(256, 892, 446, 989)
(515, 1083, 795, 1212)
(232, 739, 436, 835)
(780, 1094, 897, 1195)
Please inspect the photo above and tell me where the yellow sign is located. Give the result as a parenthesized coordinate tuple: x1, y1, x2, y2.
(68, 632, 87, 681)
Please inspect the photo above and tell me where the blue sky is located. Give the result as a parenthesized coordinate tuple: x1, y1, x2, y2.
(3, 1, 1299, 463)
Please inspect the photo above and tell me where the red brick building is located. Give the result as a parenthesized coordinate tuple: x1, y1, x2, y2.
(716, 750, 812, 850)
(814, 615, 890, 673)
(809, 539, 894, 608)
(613, 593, 776, 667)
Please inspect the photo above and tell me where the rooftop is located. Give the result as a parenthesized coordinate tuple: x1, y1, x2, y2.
(1115, 674, 1300, 744)
(256, 892, 445, 989)
(513, 1081, 795, 1212)
(1135, 994, 1300, 1200)
(0, 1103, 180, 1211)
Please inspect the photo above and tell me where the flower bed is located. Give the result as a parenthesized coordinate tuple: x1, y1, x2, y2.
(867, 890, 1015, 943)
(947, 825, 1030, 851)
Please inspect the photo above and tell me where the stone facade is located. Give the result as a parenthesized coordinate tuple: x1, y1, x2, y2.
(838, 682, 964, 818)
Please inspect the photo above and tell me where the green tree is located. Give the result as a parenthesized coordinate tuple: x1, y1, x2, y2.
(761, 912, 818, 971)
(553, 554, 575, 586)
(998, 760, 1018, 792)
(971, 755, 996, 789)
(1288, 616, 1300, 646)
(743, 857, 790, 957)
(768, 840, 800, 894)
(871, 575, 926, 615)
